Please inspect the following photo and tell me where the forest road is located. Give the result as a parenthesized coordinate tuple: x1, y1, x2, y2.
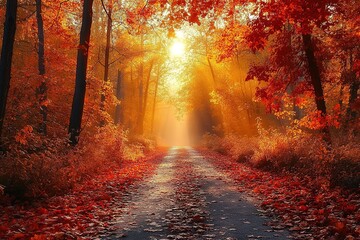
(103, 146, 291, 240)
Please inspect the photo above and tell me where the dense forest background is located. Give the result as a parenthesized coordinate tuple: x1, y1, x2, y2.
(0, 0, 359, 200)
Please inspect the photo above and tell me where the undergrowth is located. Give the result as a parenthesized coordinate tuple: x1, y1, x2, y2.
(202, 120, 360, 189)
(0, 125, 155, 200)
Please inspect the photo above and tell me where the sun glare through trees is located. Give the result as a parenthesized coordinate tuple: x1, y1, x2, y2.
(170, 40, 185, 57)
(0, 0, 359, 239)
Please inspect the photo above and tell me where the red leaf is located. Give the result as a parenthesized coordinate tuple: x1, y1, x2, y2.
(38, 207, 48, 215)
(30, 235, 47, 240)
(0, 224, 9, 233)
(343, 204, 356, 214)
(334, 221, 346, 233)
(298, 205, 308, 211)
(13, 233, 26, 239)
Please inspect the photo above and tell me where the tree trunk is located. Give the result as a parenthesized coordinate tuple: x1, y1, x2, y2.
(68, 0, 94, 146)
(206, 56, 224, 136)
(302, 34, 331, 145)
(136, 34, 144, 135)
(207, 56, 216, 85)
(100, 4, 112, 115)
(0, 0, 17, 138)
(129, 63, 135, 131)
(346, 80, 359, 122)
(140, 59, 154, 130)
(339, 59, 346, 111)
(137, 64, 144, 134)
(151, 65, 160, 134)
(35, 0, 47, 135)
(115, 70, 123, 125)
(345, 51, 359, 126)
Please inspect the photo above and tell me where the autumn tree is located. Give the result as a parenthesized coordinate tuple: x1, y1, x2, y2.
(331, 0, 360, 128)
(69, 0, 94, 145)
(115, 69, 123, 125)
(148, 0, 354, 143)
(185, 0, 338, 143)
(125, 3, 163, 135)
(100, 0, 113, 124)
(0, 0, 17, 139)
(35, 0, 47, 135)
(246, 1, 342, 144)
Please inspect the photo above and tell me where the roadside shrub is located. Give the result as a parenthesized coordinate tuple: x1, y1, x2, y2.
(220, 135, 257, 162)
(0, 125, 155, 199)
(202, 120, 360, 189)
(330, 158, 360, 188)
(330, 140, 360, 188)
(0, 137, 74, 199)
(201, 133, 223, 153)
(201, 133, 257, 160)
(128, 135, 156, 155)
(251, 129, 329, 175)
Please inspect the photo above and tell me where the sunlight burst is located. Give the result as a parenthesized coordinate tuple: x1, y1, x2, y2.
(170, 40, 185, 57)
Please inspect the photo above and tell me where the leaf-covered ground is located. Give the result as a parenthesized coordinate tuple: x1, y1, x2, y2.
(65, 146, 291, 239)
(200, 149, 360, 240)
(0, 147, 359, 240)
(0, 150, 167, 240)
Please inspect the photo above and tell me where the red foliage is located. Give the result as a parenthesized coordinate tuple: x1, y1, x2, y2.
(0, 150, 167, 239)
(201, 150, 360, 239)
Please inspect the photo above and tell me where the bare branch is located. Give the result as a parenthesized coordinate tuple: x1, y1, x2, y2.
(100, 0, 112, 21)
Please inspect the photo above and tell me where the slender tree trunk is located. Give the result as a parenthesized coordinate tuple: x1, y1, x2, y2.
(136, 34, 144, 134)
(115, 70, 123, 125)
(137, 64, 144, 134)
(36, 0, 45, 75)
(285, 22, 301, 121)
(346, 81, 359, 120)
(0, 0, 17, 139)
(151, 65, 160, 134)
(129, 64, 135, 131)
(144, 61, 154, 108)
(207, 57, 216, 85)
(345, 51, 359, 126)
(302, 34, 331, 145)
(206, 56, 225, 136)
(35, 0, 47, 135)
(339, 84, 344, 109)
(100, 4, 112, 114)
(140, 60, 154, 129)
(339, 59, 346, 111)
(68, 0, 94, 145)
